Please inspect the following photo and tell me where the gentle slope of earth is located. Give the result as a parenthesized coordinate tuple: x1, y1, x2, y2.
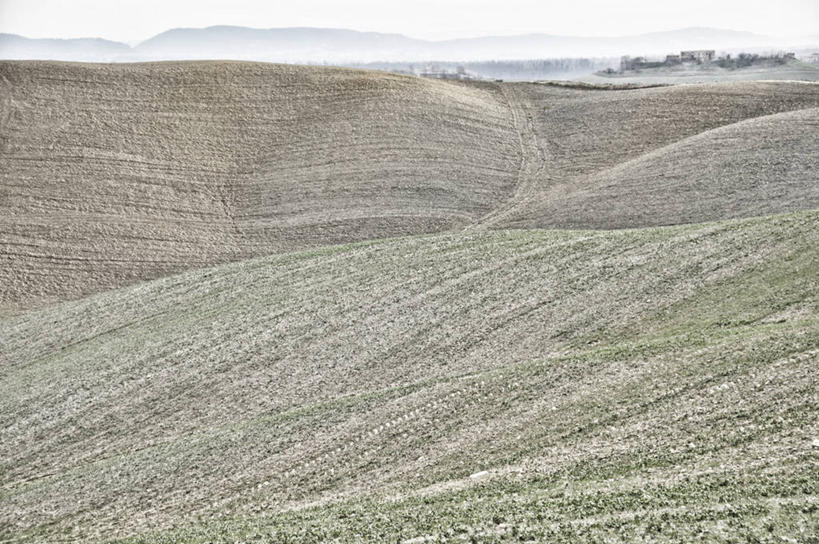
(3, 62, 819, 313)
(1, 210, 817, 542)
(0, 61, 519, 313)
(2, 61, 818, 543)
(482, 80, 819, 229)
(504, 106, 819, 229)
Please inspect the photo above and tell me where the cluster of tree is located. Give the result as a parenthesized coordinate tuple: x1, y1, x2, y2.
(348, 58, 616, 81)
(714, 53, 791, 69)
(458, 58, 614, 79)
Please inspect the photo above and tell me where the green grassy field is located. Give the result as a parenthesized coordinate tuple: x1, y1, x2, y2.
(2, 210, 817, 542)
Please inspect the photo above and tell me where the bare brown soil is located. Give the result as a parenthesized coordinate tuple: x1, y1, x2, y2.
(0, 61, 519, 313)
(2, 62, 819, 314)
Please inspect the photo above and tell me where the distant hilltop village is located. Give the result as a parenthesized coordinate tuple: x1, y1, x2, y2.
(614, 49, 799, 72)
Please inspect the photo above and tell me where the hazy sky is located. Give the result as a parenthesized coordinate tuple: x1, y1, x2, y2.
(1, 0, 816, 43)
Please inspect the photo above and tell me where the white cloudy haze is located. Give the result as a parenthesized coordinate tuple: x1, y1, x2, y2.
(0, 0, 817, 43)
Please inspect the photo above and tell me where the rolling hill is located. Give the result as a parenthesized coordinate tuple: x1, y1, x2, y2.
(1, 210, 817, 542)
(1, 60, 818, 543)
(3, 62, 819, 312)
(523, 107, 819, 228)
(0, 61, 519, 313)
(479, 80, 819, 228)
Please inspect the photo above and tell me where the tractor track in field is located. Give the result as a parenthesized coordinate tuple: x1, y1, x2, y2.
(468, 83, 549, 230)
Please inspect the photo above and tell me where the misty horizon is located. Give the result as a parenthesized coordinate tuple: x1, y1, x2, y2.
(2, 25, 816, 69)
(2, 24, 818, 49)
(2, 25, 816, 46)
(2, 0, 817, 44)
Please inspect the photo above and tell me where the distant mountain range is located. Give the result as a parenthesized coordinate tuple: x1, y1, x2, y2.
(0, 33, 130, 62)
(0, 26, 812, 63)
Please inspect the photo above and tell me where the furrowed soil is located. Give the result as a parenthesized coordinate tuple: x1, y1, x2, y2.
(1, 61, 818, 543)
(1, 211, 817, 542)
(2, 62, 819, 312)
(0, 61, 519, 313)
(477, 80, 819, 229)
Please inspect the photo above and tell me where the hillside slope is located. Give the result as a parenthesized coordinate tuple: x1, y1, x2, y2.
(0, 61, 519, 313)
(1, 210, 817, 542)
(3, 63, 819, 314)
(511, 107, 819, 228)
(484, 80, 819, 229)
